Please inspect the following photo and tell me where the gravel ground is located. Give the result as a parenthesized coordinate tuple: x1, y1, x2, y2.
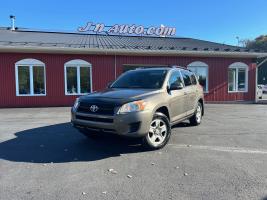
(0, 104, 267, 200)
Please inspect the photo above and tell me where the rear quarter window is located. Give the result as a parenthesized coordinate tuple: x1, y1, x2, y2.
(190, 73, 197, 85)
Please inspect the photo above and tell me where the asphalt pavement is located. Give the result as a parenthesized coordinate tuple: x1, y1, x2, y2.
(0, 104, 267, 200)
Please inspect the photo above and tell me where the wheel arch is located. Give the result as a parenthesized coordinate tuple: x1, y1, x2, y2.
(154, 106, 170, 121)
(198, 98, 204, 116)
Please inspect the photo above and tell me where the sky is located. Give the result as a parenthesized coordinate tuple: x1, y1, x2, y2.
(0, 0, 266, 45)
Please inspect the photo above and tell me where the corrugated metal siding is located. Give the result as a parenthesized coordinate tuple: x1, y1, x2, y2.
(0, 53, 116, 107)
(0, 53, 255, 107)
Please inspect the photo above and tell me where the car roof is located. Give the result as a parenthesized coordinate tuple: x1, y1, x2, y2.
(134, 66, 189, 71)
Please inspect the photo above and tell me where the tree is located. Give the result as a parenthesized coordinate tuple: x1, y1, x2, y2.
(249, 35, 267, 85)
(241, 35, 267, 85)
(243, 35, 267, 51)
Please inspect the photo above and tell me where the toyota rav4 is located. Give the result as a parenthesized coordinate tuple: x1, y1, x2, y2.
(71, 67, 204, 149)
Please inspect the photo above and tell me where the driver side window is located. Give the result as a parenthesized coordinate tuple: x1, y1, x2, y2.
(168, 71, 184, 88)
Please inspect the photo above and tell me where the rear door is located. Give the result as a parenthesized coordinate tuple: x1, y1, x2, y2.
(180, 70, 197, 115)
(168, 70, 187, 122)
(188, 71, 199, 114)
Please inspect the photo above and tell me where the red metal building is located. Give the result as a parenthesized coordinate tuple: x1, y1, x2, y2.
(0, 28, 266, 107)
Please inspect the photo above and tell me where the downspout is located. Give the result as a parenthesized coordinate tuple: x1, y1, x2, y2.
(114, 54, 117, 79)
(255, 65, 258, 103)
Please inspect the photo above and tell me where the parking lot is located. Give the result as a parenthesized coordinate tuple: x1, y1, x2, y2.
(0, 104, 267, 200)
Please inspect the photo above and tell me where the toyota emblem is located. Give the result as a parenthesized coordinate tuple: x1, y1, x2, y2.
(90, 105, 99, 112)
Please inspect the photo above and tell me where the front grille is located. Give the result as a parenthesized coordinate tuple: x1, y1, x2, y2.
(77, 101, 115, 115)
(76, 115, 113, 123)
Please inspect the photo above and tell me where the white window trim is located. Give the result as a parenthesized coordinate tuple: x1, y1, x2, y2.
(15, 59, 46, 96)
(228, 62, 249, 93)
(187, 61, 209, 93)
(64, 60, 93, 96)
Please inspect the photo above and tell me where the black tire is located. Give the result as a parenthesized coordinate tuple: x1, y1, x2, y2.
(78, 128, 101, 139)
(143, 112, 171, 150)
(189, 102, 203, 126)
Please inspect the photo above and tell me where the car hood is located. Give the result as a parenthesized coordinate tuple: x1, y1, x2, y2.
(80, 88, 161, 104)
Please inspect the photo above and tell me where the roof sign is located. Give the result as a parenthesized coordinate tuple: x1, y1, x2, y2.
(77, 22, 176, 37)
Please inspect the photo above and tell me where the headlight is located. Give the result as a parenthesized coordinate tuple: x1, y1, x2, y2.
(118, 100, 147, 114)
(73, 98, 80, 110)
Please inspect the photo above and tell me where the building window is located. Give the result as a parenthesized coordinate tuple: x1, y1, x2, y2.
(15, 59, 46, 96)
(64, 59, 92, 95)
(228, 62, 248, 92)
(187, 61, 209, 92)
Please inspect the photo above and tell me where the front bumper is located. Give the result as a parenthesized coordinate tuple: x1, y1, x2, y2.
(71, 108, 152, 137)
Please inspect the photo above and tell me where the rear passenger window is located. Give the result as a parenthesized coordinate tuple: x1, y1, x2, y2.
(181, 70, 192, 86)
(168, 71, 183, 87)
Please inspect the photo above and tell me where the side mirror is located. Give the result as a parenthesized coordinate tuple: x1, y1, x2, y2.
(169, 83, 183, 91)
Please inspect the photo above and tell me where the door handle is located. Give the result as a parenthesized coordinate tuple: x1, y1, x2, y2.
(184, 91, 187, 95)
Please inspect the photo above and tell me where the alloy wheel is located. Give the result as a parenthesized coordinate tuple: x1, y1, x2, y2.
(196, 104, 202, 123)
(148, 119, 167, 147)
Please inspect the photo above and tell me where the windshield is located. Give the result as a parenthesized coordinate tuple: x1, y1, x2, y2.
(111, 69, 168, 89)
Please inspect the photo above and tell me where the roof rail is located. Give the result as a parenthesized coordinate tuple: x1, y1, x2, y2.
(135, 67, 146, 70)
(133, 66, 191, 71)
(171, 65, 191, 71)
